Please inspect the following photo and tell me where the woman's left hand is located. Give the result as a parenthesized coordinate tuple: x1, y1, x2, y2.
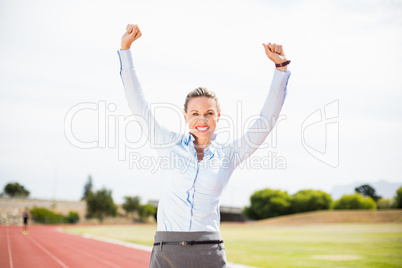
(262, 42, 288, 72)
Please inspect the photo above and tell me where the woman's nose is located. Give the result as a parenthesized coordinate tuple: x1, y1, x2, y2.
(198, 116, 208, 122)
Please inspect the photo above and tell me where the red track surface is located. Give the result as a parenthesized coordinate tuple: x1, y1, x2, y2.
(0, 225, 151, 268)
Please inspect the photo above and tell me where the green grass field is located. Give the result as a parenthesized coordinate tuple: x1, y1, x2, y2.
(64, 222, 402, 267)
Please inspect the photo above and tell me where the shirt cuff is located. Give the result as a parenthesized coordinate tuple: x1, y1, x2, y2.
(272, 69, 291, 90)
(273, 68, 291, 80)
(117, 49, 134, 71)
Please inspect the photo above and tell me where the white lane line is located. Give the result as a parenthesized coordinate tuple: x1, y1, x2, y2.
(62, 244, 122, 268)
(6, 227, 14, 268)
(26, 236, 69, 268)
(58, 228, 153, 252)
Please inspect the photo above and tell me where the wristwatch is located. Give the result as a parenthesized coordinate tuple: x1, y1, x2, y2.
(275, 60, 291, 68)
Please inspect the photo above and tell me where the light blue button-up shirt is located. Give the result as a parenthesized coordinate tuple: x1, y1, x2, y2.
(118, 49, 291, 232)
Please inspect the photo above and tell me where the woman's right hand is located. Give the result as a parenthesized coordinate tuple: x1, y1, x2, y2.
(121, 24, 142, 50)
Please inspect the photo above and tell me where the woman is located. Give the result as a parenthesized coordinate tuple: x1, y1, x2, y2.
(118, 24, 291, 268)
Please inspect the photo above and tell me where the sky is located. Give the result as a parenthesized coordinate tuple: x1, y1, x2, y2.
(0, 0, 401, 207)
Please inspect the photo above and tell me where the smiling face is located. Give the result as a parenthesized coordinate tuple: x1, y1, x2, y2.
(183, 97, 221, 141)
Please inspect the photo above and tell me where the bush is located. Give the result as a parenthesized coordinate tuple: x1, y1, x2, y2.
(377, 198, 394, 210)
(395, 186, 402, 209)
(333, 193, 377, 210)
(66, 211, 80, 223)
(30, 207, 80, 224)
(244, 188, 291, 220)
(30, 207, 67, 224)
(291, 190, 332, 213)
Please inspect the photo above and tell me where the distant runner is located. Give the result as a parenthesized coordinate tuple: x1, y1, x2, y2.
(22, 207, 30, 235)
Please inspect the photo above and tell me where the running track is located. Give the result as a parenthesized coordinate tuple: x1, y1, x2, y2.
(0, 225, 150, 268)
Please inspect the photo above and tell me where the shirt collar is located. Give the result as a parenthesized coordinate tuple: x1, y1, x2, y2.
(184, 129, 217, 144)
(183, 129, 217, 159)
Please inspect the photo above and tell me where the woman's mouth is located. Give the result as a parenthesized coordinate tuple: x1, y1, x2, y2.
(196, 126, 209, 132)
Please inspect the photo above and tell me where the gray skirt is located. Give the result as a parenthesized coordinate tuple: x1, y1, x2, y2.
(149, 231, 227, 268)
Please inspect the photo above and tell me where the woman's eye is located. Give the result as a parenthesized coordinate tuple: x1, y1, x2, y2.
(193, 113, 198, 116)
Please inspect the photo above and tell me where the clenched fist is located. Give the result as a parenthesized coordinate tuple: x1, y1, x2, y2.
(121, 24, 142, 50)
(262, 42, 288, 72)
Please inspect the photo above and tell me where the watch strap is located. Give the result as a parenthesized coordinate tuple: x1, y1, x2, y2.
(275, 60, 291, 67)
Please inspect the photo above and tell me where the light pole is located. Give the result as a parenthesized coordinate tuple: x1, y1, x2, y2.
(44, 156, 58, 201)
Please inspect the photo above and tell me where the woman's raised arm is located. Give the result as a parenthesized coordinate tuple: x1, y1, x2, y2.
(118, 24, 181, 149)
(226, 42, 291, 168)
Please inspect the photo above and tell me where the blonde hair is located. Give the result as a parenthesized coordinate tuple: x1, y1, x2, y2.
(183, 87, 220, 113)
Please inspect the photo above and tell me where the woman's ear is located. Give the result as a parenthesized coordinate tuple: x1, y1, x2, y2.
(217, 110, 221, 123)
(183, 110, 187, 121)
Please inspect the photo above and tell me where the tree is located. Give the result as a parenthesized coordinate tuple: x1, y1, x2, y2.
(81, 175, 93, 201)
(85, 188, 117, 223)
(291, 189, 332, 213)
(395, 186, 402, 209)
(138, 204, 157, 220)
(243, 188, 291, 220)
(333, 193, 376, 210)
(122, 196, 141, 216)
(355, 184, 381, 202)
(3, 182, 30, 198)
